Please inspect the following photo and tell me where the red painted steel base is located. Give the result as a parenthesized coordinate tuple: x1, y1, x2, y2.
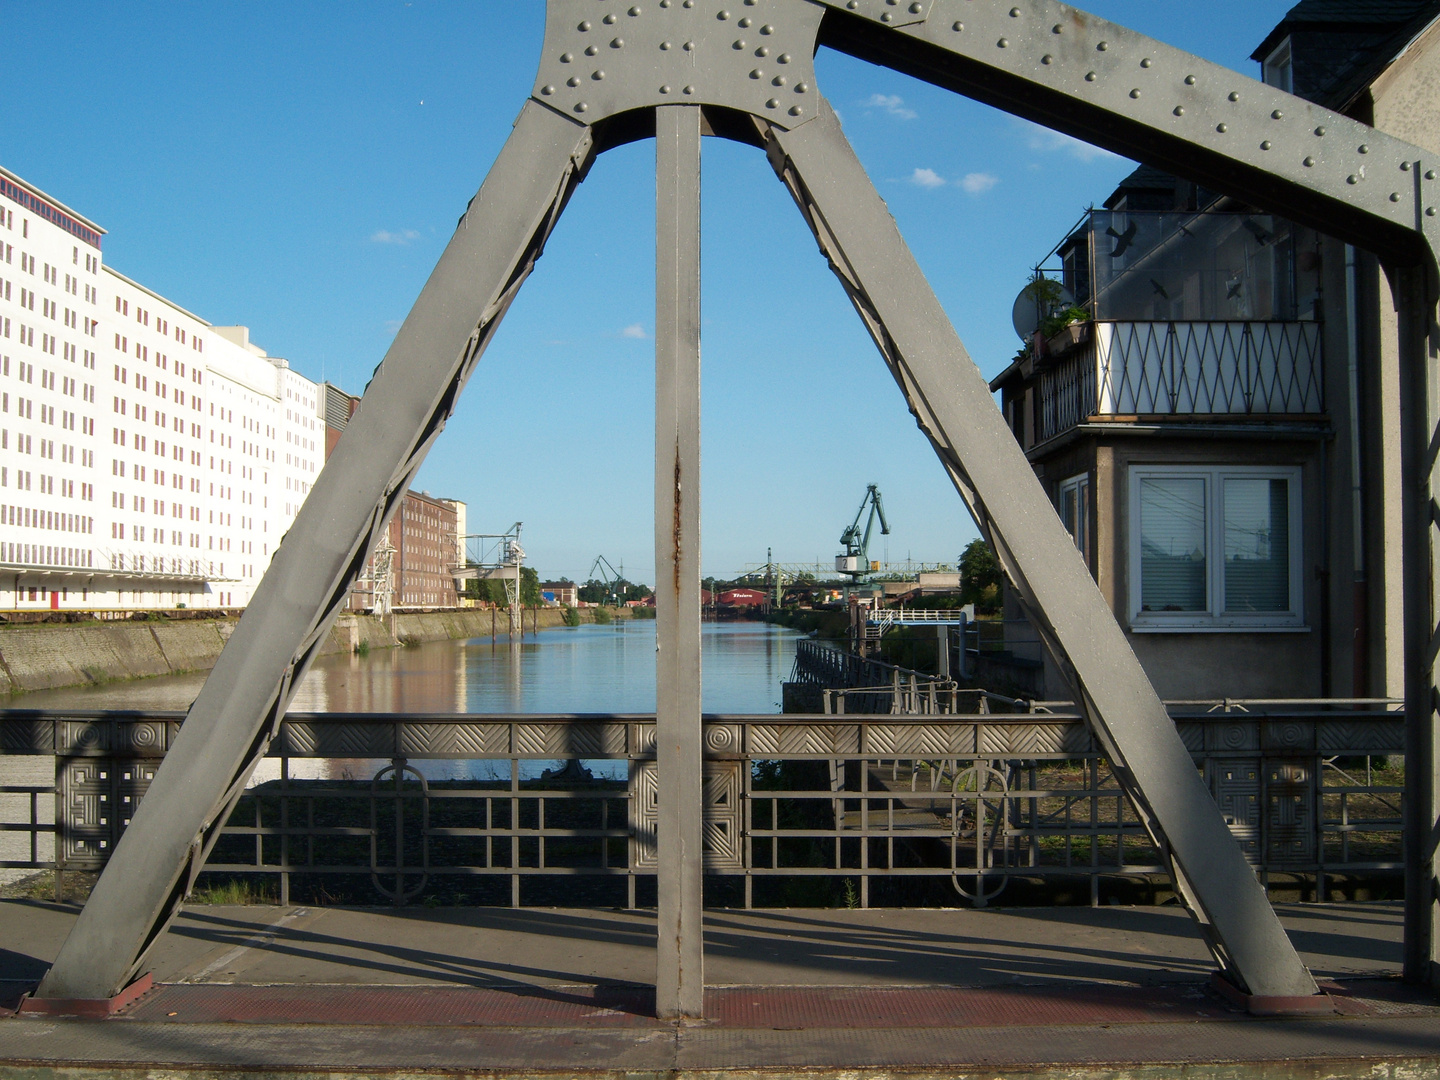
(18, 972, 155, 1019)
(102, 980, 1410, 1028)
(1210, 972, 1337, 1016)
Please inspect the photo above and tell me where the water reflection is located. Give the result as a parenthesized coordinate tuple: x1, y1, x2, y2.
(6, 620, 801, 783)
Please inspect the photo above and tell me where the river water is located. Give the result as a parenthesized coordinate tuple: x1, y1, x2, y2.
(6, 619, 802, 781)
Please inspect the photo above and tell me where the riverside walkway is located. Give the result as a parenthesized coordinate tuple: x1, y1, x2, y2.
(1, 898, 1435, 1077)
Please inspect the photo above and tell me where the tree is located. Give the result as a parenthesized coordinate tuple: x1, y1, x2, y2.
(959, 538, 1003, 614)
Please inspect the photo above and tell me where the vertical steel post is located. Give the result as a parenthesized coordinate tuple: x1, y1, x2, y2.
(1396, 261, 1440, 989)
(654, 102, 704, 1020)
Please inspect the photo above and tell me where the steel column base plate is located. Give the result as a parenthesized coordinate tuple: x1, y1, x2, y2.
(18, 972, 155, 1019)
(1209, 972, 1336, 1016)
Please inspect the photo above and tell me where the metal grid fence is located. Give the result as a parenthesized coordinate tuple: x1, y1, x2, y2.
(0, 702, 1402, 908)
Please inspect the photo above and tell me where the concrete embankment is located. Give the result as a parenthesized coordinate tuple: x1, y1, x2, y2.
(0, 606, 635, 695)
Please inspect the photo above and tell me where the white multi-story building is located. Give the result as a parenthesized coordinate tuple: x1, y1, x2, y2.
(0, 163, 325, 611)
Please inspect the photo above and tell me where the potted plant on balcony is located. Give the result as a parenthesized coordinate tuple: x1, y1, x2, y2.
(1041, 304, 1092, 357)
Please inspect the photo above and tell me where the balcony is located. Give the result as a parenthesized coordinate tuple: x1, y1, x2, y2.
(1036, 319, 1323, 445)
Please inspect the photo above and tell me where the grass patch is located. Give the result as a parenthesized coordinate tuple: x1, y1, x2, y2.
(189, 875, 279, 905)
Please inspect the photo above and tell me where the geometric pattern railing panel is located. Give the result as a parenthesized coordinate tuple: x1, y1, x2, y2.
(1039, 320, 1323, 444)
(4, 707, 1401, 903)
(1096, 320, 1323, 416)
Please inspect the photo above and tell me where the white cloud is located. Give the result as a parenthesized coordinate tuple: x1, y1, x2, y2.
(1017, 119, 1118, 163)
(620, 323, 648, 339)
(863, 93, 916, 120)
(909, 167, 946, 189)
(960, 172, 998, 194)
(370, 228, 421, 245)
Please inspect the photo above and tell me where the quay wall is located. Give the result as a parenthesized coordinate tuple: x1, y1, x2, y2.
(0, 606, 635, 695)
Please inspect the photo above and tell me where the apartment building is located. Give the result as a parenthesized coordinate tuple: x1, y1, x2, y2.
(0, 163, 326, 611)
(321, 382, 465, 612)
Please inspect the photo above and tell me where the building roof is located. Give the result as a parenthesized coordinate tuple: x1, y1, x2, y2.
(1252, 0, 1440, 110)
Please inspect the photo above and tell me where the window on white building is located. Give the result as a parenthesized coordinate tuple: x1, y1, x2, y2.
(1128, 465, 1302, 630)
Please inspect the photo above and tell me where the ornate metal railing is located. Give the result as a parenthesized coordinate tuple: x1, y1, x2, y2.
(1037, 320, 1324, 443)
(0, 701, 1402, 909)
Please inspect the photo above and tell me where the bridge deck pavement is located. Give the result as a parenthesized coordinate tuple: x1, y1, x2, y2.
(0, 900, 1435, 1078)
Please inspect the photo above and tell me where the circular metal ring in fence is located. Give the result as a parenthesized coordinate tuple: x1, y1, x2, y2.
(949, 763, 1009, 906)
(370, 758, 430, 904)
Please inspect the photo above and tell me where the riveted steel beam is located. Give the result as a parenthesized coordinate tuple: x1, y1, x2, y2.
(816, 0, 1440, 271)
(35, 101, 597, 1001)
(813, 0, 1440, 991)
(762, 96, 1318, 998)
(654, 103, 705, 1020)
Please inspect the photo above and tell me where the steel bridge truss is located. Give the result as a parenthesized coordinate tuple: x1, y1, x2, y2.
(35, 0, 1440, 1020)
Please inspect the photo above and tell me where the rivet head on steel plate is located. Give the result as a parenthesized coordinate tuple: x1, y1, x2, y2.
(766, 98, 779, 108)
(773, 75, 787, 86)
(789, 105, 803, 116)
(1173, 106, 1183, 116)
(1271, 110, 1283, 120)
(733, 39, 746, 48)
(567, 76, 580, 87)
(778, 52, 791, 63)
(1314, 126, 1325, 136)
(1428, 207, 1437, 216)
(739, 15, 750, 25)
(1185, 75, 1196, 85)
(611, 38, 624, 48)
(661, 84, 672, 94)
(750, 68, 762, 78)
(1084, 71, 1096, 82)
(796, 82, 808, 92)
(718, 9, 730, 19)
(560, 52, 573, 62)
(1228, 91, 1240, 102)
(541, 85, 554, 95)
(1140, 58, 1151, 68)
(660, 40, 671, 49)
(604, 13, 617, 24)
(1129, 88, 1140, 98)
(1428, 170, 1437, 180)
(1358, 144, 1369, 153)
(1303, 157, 1314, 167)
(1041, 54, 1052, 65)
(585, 44, 598, 55)
(761, 24, 773, 35)
(1097, 41, 1108, 51)
(1347, 174, 1359, 184)
(997, 37, 1008, 47)
(1216, 123, 1227, 133)
(578, 20, 592, 31)
(593, 70, 605, 80)
(1261, 140, 1271, 150)
(910, 2, 923, 12)
(953, 21, 963, 31)
(1390, 193, 1401, 202)
(630, 4, 641, 14)
(575, 102, 588, 112)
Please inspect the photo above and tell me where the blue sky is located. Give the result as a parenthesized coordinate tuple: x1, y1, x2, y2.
(3, 1, 1294, 584)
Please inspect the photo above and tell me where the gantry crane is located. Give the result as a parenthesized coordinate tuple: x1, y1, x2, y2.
(835, 484, 889, 581)
(589, 554, 624, 607)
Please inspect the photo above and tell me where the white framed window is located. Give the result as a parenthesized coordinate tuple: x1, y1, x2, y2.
(1057, 471, 1091, 565)
(1262, 37, 1294, 94)
(1128, 465, 1303, 630)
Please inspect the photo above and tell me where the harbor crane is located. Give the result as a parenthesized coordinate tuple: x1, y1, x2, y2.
(588, 554, 624, 607)
(835, 484, 889, 581)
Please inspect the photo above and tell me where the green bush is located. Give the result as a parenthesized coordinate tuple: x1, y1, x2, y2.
(562, 605, 581, 627)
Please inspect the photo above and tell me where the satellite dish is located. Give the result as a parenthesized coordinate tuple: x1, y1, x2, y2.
(1011, 278, 1074, 341)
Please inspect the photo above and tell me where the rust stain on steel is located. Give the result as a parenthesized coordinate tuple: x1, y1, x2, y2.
(672, 443, 683, 597)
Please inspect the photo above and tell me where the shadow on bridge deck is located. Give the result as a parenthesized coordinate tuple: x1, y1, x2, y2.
(0, 900, 1434, 1077)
